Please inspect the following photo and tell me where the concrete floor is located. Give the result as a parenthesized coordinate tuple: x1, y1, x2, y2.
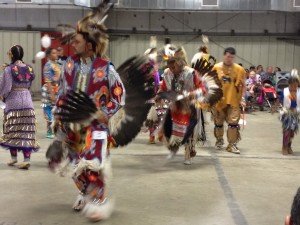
(0, 102, 299, 225)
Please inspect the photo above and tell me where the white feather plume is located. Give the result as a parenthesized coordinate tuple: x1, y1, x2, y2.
(41, 35, 51, 48)
(202, 34, 209, 45)
(35, 51, 46, 59)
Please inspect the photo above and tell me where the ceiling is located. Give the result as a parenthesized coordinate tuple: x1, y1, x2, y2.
(0, 0, 299, 12)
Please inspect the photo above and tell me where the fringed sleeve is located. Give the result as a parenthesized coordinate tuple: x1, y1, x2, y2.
(102, 64, 125, 118)
(0, 66, 13, 99)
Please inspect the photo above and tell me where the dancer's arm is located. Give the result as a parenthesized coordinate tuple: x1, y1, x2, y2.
(0, 66, 13, 99)
(101, 64, 125, 118)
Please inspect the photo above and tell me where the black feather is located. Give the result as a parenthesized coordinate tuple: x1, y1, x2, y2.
(46, 140, 64, 164)
(112, 55, 156, 146)
(193, 58, 213, 76)
(66, 91, 97, 112)
(181, 106, 198, 144)
(55, 90, 97, 123)
(157, 91, 180, 102)
(163, 109, 172, 140)
(161, 58, 223, 150)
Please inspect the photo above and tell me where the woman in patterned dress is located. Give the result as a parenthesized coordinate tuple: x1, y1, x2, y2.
(0, 45, 39, 169)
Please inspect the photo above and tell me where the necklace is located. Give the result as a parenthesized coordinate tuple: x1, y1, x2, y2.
(221, 63, 232, 76)
(172, 73, 184, 93)
(77, 63, 90, 92)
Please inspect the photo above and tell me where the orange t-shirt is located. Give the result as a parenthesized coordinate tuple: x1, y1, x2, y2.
(213, 62, 245, 109)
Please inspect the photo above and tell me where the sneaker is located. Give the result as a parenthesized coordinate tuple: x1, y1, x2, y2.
(46, 132, 55, 139)
(73, 193, 86, 212)
(17, 162, 30, 170)
(166, 151, 176, 160)
(184, 159, 192, 165)
(226, 144, 240, 154)
(83, 198, 114, 222)
(215, 139, 224, 150)
(7, 159, 18, 166)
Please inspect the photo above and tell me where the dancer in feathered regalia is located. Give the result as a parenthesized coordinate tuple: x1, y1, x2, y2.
(158, 45, 222, 165)
(46, 0, 156, 221)
(191, 37, 217, 147)
(280, 69, 300, 155)
(144, 36, 168, 144)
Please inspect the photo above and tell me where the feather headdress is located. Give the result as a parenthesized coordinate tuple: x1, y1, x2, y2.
(59, 0, 113, 57)
(289, 69, 300, 85)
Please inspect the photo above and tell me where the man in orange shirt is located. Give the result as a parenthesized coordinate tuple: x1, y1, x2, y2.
(213, 47, 246, 154)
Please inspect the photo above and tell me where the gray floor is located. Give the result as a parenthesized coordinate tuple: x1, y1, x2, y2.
(0, 102, 299, 225)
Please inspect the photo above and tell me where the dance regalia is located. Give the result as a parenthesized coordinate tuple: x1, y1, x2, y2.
(191, 50, 217, 145)
(42, 60, 61, 136)
(47, 54, 156, 221)
(280, 87, 300, 154)
(145, 67, 168, 143)
(159, 58, 223, 164)
(42, 60, 60, 107)
(212, 62, 245, 153)
(160, 66, 200, 152)
(145, 98, 168, 143)
(56, 55, 125, 215)
(45, 1, 160, 221)
(0, 62, 39, 155)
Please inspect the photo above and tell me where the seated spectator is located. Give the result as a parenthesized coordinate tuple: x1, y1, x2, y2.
(261, 66, 275, 85)
(256, 65, 264, 75)
(285, 187, 300, 225)
(246, 70, 258, 96)
(245, 69, 250, 79)
(249, 65, 256, 72)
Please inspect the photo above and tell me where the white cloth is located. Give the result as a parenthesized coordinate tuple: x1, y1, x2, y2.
(283, 87, 300, 112)
(0, 100, 6, 109)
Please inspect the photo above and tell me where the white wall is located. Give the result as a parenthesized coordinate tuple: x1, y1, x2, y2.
(0, 31, 298, 96)
(108, 34, 300, 71)
(0, 31, 41, 93)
